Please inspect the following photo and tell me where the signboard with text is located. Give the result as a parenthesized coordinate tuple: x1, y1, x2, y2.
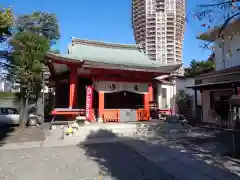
(85, 86, 93, 121)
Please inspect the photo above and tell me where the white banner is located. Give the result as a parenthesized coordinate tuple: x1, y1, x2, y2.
(94, 81, 149, 94)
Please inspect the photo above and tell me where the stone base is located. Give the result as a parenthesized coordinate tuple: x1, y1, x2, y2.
(97, 118, 103, 123)
(84, 121, 90, 124)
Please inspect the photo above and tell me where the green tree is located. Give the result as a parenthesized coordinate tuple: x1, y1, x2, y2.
(0, 7, 13, 43)
(16, 11, 60, 118)
(175, 90, 192, 116)
(0, 7, 13, 77)
(7, 32, 50, 128)
(184, 55, 215, 77)
(17, 11, 60, 44)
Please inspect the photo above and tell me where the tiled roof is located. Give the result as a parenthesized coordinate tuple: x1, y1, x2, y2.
(47, 38, 182, 72)
(68, 38, 163, 68)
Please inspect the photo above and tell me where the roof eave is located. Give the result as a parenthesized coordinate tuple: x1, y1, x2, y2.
(197, 19, 240, 42)
(46, 53, 83, 64)
(46, 53, 181, 74)
(197, 30, 219, 41)
(82, 61, 181, 74)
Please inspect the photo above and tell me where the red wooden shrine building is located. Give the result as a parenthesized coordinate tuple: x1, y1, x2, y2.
(47, 38, 181, 122)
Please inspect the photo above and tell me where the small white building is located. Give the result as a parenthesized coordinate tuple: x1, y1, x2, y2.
(0, 80, 19, 92)
(154, 75, 201, 116)
(176, 77, 201, 115)
(0, 80, 11, 92)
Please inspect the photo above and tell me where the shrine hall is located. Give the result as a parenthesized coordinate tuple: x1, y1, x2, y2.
(47, 38, 181, 123)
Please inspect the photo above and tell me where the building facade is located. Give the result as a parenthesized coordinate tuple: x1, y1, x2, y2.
(0, 80, 20, 93)
(175, 77, 202, 117)
(190, 20, 240, 126)
(132, 0, 185, 65)
(47, 38, 181, 122)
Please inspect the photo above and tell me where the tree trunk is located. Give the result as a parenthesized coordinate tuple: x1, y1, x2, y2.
(23, 96, 29, 126)
(19, 96, 26, 129)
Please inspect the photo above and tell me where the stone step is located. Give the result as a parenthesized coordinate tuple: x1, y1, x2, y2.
(63, 127, 140, 140)
(66, 128, 137, 136)
(63, 129, 156, 140)
(61, 122, 158, 140)
(44, 129, 64, 140)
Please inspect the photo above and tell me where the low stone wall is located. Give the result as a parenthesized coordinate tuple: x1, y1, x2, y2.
(0, 98, 18, 107)
(63, 123, 153, 141)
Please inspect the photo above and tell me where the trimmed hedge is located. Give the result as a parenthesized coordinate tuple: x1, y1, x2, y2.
(0, 92, 16, 99)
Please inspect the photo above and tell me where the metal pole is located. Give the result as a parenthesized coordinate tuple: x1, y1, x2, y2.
(194, 89, 198, 121)
(221, 38, 225, 69)
(232, 114, 236, 155)
(42, 70, 45, 123)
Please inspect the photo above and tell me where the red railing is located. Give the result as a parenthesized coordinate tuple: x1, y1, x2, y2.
(51, 108, 150, 122)
(136, 109, 149, 121)
(103, 109, 120, 123)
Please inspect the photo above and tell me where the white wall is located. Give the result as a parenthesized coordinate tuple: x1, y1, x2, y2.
(0, 81, 4, 92)
(202, 90, 221, 125)
(176, 78, 194, 95)
(214, 35, 240, 70)
(175, 78, 202, 115)
(0, 80, 12, 92)
(156, 83, 175, 109)
(175, 78, 201, 105)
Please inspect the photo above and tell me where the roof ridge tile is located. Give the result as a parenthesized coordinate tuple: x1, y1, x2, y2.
(72, 38, 138, 50)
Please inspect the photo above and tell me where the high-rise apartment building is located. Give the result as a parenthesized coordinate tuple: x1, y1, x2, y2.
(132, 0, 185, 65)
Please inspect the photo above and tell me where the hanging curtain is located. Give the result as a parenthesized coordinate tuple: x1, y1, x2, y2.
(122, 83, 148, 94)
(94, 81, 122, 93)
(93, 81, 148, 94)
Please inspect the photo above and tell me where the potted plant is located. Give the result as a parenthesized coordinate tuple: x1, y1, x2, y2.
(75, 116, 86, 126)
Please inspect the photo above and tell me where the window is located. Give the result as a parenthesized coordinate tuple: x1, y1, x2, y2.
(0, 108, 4, 115)
(210, 90, 233, 108)
(210, 90, 233, 119)
(161, 88, 168, 108)
(6, 108, 18, 114)
(0, 108, 8, 115)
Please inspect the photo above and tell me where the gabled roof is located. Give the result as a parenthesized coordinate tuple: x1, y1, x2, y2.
(47, 38, 182, 73)
(195, 64, 240, 80)
(198, 19, 240, 41)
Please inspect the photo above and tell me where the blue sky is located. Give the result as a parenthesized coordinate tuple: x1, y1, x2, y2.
(2, 0, 211, 67)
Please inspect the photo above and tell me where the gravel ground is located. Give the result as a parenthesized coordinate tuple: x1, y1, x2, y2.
(0, 142, 174, 180)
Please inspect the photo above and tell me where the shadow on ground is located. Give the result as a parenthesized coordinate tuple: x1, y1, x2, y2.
(79, 127, 240, 180)
(142, 121, 240, 176)
(0, 125, 17, 146)
(0, 124, 45, 146)
(137, 120, 240, 158)
(80, 130, 176, 180)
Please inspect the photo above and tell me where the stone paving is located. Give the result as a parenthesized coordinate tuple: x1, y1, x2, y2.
(0, 125, 45, 145)
(124, 139, 240, 180)
(127, 121, 240, 180)
(1, 121, 240, 180)
(0, 143, 174, 180)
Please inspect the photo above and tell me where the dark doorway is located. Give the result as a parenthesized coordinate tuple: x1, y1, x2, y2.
(92, 89, 99, 109)
(76, 77, 92, 109)
(104, 91, 143, 109)
(55, 82, 69, 108)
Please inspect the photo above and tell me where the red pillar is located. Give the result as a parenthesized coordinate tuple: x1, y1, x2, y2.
(148, 84, 153, 102)
(143, 84, 153, 120)
(144, 93, 150, 120)
(99, 92, 105, 121)
(69, 67, 78, 109)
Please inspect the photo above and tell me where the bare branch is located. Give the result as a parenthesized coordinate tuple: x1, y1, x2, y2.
(218, 11, 240, 37)
(200, 40, 214, 49)
(197, 0, 240, 8)
(189, 0, 240, 52)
